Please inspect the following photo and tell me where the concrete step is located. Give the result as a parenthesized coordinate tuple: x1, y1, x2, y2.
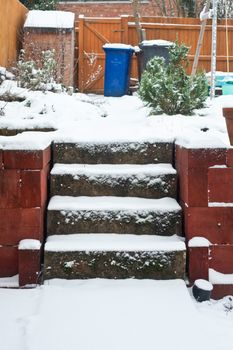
(47, 196, 182, 236)
(50, 163, 177, 198)
(53, 141, 174, 164)
(44, 234, 186, 280)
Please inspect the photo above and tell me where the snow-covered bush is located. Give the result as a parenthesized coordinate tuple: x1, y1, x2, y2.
(16, 49, 58, 91)
(20, 0, 58, 10)
(138, 42, 208, 115)
(0, 67, 15, 86)
(0, 68, 22, 104)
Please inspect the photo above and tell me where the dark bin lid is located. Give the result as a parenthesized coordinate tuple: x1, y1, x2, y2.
(139, 39, 174, 48)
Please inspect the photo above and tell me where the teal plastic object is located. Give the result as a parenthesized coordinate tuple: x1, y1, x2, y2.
(222, 82, 233, 95)
(215, 75, 233, 87)
(215, 75, 226, 87)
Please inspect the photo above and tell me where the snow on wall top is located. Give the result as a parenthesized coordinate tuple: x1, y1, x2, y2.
(208, 202, 233, 207)
(209, 268, 233, 284)
(188, 237, 211, 247)
(24, 10, 75, 29)
(0, 132, 52, 151)
(19, 239, 41, 251)
(175, 130, 229, 149)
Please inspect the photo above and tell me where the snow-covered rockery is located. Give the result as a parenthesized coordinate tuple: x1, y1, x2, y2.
(0, 67, 14, 85)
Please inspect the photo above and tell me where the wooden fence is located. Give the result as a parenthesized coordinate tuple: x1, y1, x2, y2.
(0, 0, 28, 68)
(76, 16, 233, 93)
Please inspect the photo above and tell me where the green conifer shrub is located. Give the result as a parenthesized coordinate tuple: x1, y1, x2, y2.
(138, 42, 208, 115)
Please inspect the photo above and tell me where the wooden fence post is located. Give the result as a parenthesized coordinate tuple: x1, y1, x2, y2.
(78, 15, 85, 92)
(121, 15, 129, 44)
(0, 0, 28, 67)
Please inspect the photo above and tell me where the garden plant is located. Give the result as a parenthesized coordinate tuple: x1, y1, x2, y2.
(138, 42, 208, 115)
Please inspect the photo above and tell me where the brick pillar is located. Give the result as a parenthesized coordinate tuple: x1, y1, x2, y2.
(18, 239, 41, 286)
(176, 145, 233, 298)
(188, 240, 209, 284)
(0, 146, 51, 284)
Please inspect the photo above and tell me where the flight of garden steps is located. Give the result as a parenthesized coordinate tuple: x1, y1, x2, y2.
(44, 140, 186, 280)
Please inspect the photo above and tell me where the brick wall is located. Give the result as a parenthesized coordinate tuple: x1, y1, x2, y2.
(57, 1, 204, 18)
(57, 1, 161, 18)
(0, 146, 51, 286)
(23, 28, 75, 87)
(176, 145, 233, 299)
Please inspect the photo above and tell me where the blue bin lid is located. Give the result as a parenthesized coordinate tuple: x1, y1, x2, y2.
(103, 43, 135, 52)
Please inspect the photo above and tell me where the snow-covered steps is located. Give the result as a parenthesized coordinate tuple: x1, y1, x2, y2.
(50, 163, 177, 198)
(47, 196, 182, 236)
(44, 234, 186, 280)
(46, 137, 184, 281)
(53, 141, 174, 164)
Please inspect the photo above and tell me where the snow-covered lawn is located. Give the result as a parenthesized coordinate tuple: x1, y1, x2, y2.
(0, 279, 233, 350)
(0, 80, 232, 149)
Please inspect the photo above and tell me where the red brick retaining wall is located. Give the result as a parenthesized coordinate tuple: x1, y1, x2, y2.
(2, 142, 233, 293)
(0, 146, 51, 285)
(176, 145, 233, 299)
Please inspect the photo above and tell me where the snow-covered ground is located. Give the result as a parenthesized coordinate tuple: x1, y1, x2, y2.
(1, 81, 233, 349)
(0, 80, 232, 149)
(0, 279, 233, 350)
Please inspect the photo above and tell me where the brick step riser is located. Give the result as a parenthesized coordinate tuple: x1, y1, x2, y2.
(47, 210, 182, 236)
(53, 142, 173, 164)
(50, 174, 177, 199)
(44, 250, 186, 280)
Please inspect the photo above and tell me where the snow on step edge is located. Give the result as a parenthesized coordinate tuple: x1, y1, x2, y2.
(54, 135, 174, 144)
(48, 196, 181, 212)
(45, 234, 185, 252)
(51, 163, 177, 176)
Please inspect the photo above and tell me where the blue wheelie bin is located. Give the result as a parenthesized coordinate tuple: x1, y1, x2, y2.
(103, 44, 135, 97)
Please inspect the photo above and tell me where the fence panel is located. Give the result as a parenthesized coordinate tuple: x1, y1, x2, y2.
(0, 0, 28, 68)
(77, 16, 233, 92)
(78, 16, 124, 92)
